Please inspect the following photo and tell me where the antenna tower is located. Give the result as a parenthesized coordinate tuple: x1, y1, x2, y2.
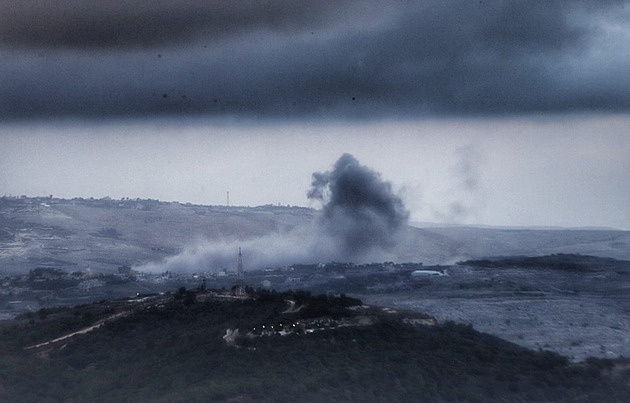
(236, 247, 244, 296)
(227, 191, 230, 207)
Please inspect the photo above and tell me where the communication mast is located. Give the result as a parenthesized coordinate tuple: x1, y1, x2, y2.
(236, 247, 244, 296)
(227, 191, 230, 207)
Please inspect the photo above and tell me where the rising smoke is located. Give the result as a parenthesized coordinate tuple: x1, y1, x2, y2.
(137, 153, 409, 273)
(308, 153, 409, 260)
(433, 144, 484, 223)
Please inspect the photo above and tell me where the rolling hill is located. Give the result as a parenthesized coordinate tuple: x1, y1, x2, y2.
(1, 196, 629, 274)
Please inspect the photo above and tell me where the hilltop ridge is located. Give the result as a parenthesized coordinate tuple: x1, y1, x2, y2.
(2, 288, 629, 402)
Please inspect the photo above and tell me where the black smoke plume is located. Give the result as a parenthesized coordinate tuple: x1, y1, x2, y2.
(138, 154, 410, 273)
(308, 153, 409, 260)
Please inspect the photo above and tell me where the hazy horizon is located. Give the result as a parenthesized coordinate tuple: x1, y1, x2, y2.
(1, 1, 629, 230)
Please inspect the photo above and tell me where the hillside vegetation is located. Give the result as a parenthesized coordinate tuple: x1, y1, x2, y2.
(459, 254, 630, 273)
(1, 289, 629, 402)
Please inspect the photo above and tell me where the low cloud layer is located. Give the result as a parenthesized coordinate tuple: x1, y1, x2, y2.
(138, 153, 409, 272)
(2, 1, 629, 119)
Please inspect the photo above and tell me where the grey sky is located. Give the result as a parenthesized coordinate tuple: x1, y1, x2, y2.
(0, 2, 629, 230)
(1, 115, 629, 229)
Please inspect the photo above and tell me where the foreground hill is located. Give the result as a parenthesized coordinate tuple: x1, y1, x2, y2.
(1, 289, 629, 402)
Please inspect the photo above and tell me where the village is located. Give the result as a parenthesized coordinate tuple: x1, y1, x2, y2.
(0, 260, 432, 320)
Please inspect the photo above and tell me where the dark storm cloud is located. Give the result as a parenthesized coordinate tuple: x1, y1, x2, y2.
(1, 0, 629, 119)
(308, 153, 409, 259)
(0, 0, 349, 49)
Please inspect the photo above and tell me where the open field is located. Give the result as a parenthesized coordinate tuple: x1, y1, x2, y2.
(361, 261, 630, 361)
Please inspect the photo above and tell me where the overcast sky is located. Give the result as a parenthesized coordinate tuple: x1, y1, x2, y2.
(1, 1, 629, 229)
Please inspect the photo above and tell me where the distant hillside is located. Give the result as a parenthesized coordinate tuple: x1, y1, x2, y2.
(0, 197, 314, 274)
(2, 289, 629, 402)
(410, 226, 630, 264)
(1, 197, 629, 274)
(459, 253, 630, 272)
